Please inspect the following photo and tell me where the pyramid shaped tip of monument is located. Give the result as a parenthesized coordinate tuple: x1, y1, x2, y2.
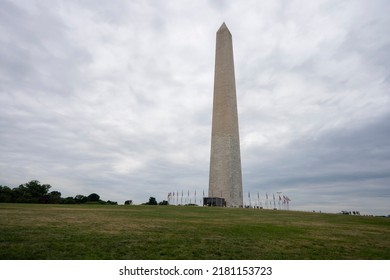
(218, 22, 230, 33)
(219, 22, 227, 28)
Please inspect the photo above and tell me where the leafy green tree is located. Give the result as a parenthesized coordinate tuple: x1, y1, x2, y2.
(88, 193, 100, 202)
(63, 196, 76, 204)
(48, 191, 62, 204)
(0, 185, 13, 202)
(147, 197, 158, 205)
(106, 200, 118, 205)
(11, 180, 52, 203)
(12, 184, 30, 202)
(159, 200, 169, 205)
(22, 180, 51, 198)
(74, 194, 88, 203)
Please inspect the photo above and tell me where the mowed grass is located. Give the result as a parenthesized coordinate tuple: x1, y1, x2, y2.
(0, 203, 389, 259)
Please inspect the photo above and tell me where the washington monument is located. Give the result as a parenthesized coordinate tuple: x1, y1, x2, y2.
(208, 23, 243, 207)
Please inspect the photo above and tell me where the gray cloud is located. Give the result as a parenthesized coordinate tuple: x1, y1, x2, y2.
(0, 0, 389, 214)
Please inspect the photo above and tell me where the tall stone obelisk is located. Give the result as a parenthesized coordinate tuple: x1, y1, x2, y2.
(209, 23, 243, 207)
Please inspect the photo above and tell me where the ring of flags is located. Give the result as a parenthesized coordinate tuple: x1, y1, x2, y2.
(167, 189, 291, 209)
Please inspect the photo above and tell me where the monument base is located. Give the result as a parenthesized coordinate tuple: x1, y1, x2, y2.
(203, 197, 226, 207)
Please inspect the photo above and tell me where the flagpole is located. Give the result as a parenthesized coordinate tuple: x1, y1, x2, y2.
(273, 193, 276, 209)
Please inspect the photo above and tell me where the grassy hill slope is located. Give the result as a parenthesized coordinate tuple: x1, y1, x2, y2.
(1, 204, 389, 259)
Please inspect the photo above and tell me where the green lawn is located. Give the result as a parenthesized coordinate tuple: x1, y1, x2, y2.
(0, 203, 389, 259)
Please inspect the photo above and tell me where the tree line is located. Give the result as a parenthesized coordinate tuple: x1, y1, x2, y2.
(0, 180, 117, 205)
(142, 197, 169, 205)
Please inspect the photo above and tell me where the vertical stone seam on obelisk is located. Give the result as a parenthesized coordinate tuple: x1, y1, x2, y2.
(209, 23, 243, 207)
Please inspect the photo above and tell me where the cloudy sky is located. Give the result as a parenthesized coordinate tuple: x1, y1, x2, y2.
(1, 0, 389, 214)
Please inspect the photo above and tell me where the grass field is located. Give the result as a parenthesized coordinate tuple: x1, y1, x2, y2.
(0, 203, 389, 260)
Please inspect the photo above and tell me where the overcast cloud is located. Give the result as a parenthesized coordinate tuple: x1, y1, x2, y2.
(1, 0, 389, 215)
